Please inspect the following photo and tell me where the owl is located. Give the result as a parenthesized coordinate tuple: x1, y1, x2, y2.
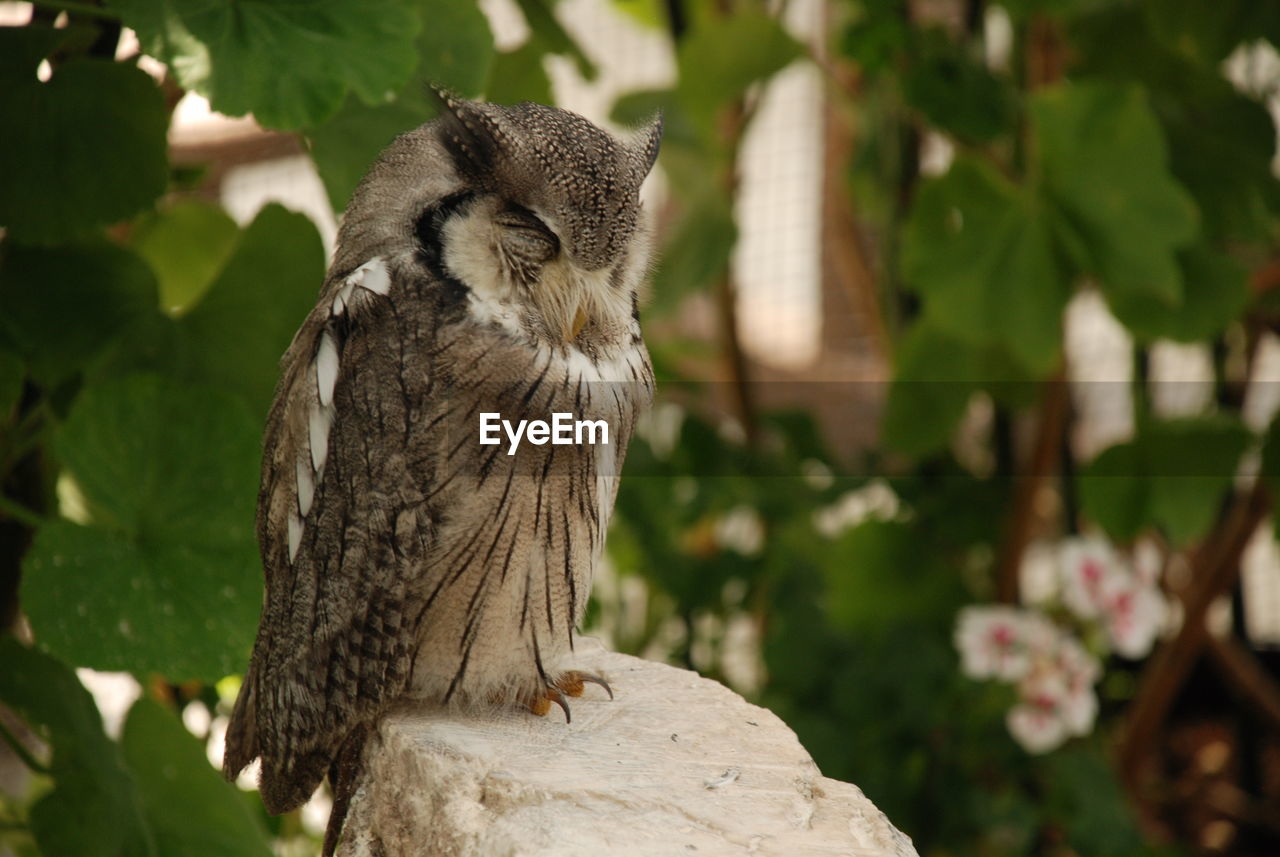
(222, 91, 661, 854)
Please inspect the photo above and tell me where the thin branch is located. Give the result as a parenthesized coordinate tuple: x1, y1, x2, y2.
(0, 496, 46, 530)
(994, 371, 1068, 603)
(1118, 480, 1272, 785)
(820, 64, 890, 363)
(1203, 634, 1280, 737)
(0, 717, 49, 776)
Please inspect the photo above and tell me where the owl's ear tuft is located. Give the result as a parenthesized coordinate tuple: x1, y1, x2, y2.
(428, 84, 505, 178)
(632, 112, 663, 178)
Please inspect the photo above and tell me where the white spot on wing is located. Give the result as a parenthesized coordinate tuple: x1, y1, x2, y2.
(355, 258, 391, 295)
(309, 403, 332, 473)
(330, 258, 389, 316)
(331, 282, 354, 316)
(295, 453, 315, 516)
(315, 330, 339, 407)
(287, 512, 303, 562)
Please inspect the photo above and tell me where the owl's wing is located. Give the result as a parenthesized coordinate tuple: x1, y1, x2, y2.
(224, 259, 433, 813)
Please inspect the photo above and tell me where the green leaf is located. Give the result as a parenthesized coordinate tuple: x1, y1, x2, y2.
(649, 192, 736, 314)
(486, 41, 554, 107)
(1032, 82, 1199, 304)
(1044, 746, 1146, 856)
(839, 0, 909, 75)
(1106, 246, 1249, 342)
(0, 345, 23, 417)
(1165, 85, 1279, 246)
(21, 375, 262, 680)
(997, 0, 1113, 19)
(676, 11, 803, 134)
(0, 241, 159, 385)
(902, 158, 1071, 373)
(121, 699, 274, 857)
(308, 0, 494, 211)
(512, 0, 597, 80)
(112, 0, 421, 129)
(132, 199, 240, 314)
(612, 88, 714, 198)
(822, 520, 966, 635)
(882, 321, 1036, 457)
(309, 88, 433, 212)
(1143, 0, 1280, 65)
(177, 205, 325, 417)
(1070, 6, 1280, 244)
(903, 29, 1017, 142)
(883, 331, 974, 458)
(419, 0, 496, 96)
(0, 27, 168, 244)
(90, 206, 323, 419)
(1079, 416, 1251, 545)
(609, 0, 665, 29)
(0, 638, 156, 857)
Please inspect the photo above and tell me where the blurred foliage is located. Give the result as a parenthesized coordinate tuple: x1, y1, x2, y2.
(1, 1, 1279, 856)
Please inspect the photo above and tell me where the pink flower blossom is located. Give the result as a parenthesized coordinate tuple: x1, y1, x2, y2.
(955, 606, 1033, 681)
(1006, 638, 1101, 753)
(1007, 699, 1068, 754)
(1101, 573, 1165, 658)
(1058, 534, 1166, 659)
(956, 604, 1103, 753)
(1059, 535, 1117, 620)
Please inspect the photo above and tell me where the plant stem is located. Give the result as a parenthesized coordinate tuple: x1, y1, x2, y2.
(995, 371, 1068, 603)
(0, 718, 49, 776)
(1118, 480, 1271, 785)
(0, 496, 45, 530)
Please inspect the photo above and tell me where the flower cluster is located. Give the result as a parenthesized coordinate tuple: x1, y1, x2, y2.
(954, 535, 1167, 753)
(1057, 537, 1165, 659)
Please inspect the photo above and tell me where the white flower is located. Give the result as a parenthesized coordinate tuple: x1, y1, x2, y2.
(1101, 573, 1165, 658)
(1018, 541, 1060, 606)
(1020, 609, 1066, 658)
(1007, 700, 1069, 754)
(955, 606, 1033, 681)
(1059, 534, 1166, 659)
(1131, 536, 1163, 586)
(957, 603, 1104, 753)
(1053, 636, 1101, 735)
(713, 505, 764, 556)
(635, 401, 684, 459)
(812, 480, 901, 537)
(1005, 633, 1101, 752)
(1058, 535, 1119, 620)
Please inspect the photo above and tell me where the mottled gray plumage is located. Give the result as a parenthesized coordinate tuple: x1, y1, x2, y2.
(222, 93, 660, 842)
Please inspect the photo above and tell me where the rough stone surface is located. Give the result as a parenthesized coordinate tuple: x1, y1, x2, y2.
(338, 640, 919, 857)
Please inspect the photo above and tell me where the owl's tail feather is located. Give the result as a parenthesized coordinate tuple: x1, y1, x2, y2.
(322, 724, 370, 857)
(224, 666, 332, 816)
(259, 749, 331, 815)
(222, 672, 259, 782)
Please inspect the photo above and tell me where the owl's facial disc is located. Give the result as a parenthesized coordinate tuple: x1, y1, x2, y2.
(494, 204, 560, 267)
(434, 193, 633, 345)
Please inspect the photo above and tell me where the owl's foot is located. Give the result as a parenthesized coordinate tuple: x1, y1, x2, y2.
(526, 671, 613, 723)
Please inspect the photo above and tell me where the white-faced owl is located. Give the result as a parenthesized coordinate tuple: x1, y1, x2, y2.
(222, 92, 661, 853)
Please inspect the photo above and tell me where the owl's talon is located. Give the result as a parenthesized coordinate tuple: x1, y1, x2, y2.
(545, 686, 572, 723)
(527, 694, 552, 717)
(556, 670, 613, 700)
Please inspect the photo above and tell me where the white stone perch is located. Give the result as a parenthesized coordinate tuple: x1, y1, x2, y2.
(337, 640, 919, 857)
